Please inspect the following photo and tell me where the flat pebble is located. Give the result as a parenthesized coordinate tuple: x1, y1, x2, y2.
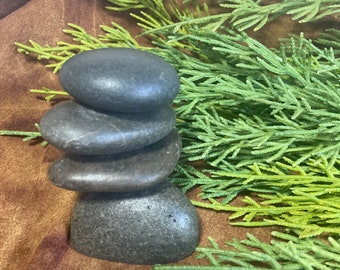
(40, 100, 175, 155)
(70, 181, 200, 264)
(59, 48, 180, 113)
(48, 130, 182, 192)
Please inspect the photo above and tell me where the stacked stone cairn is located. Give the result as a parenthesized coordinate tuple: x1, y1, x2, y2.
(39, 48, 200, 264)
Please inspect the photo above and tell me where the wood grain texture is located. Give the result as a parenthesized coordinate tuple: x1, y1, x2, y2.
(0, 1, 337, 269)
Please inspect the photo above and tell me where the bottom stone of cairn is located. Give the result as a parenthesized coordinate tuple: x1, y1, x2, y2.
(70, 181, 200, 264)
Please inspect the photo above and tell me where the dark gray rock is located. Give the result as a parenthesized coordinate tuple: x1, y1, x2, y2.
(48, 130, 182, 192)
(70, 181, 200, 264)
(40, 100, 175, 155)
(59, 48, 180, 113)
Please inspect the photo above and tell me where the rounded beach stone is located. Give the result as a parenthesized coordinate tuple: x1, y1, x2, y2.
(40, 100, 176, 155)
(70, 181, 200, 264)
(59, 48, 180, 113)
(48, 130, 182, 192)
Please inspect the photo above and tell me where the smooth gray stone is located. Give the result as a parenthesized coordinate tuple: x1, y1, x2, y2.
(40, 100, 176, 155)
(70, 181, 200, 264)
(48, 130, 182, 192)
(59, 48, 180, 113)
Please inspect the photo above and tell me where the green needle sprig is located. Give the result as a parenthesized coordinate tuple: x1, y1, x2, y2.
(166, 29, 340, 169)
(0, 123, 46, 146)
(30, 87, 70, 102)
(220, 0, 340, 31)
(153, 230, 340, 269)
(15, 22, 142, 73)
(0, 129, 41, 141)
(172, 157, 340, 237)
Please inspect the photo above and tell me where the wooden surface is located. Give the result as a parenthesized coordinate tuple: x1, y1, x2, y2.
(0, 1, 337, 269)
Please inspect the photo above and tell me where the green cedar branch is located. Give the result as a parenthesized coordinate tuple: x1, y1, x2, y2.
(0, 124, 46, 146)
(185, 157, 340, 238)
(315, 28, 340, 55)
(220, 0, 340, 31)
(163, 30, 340, 168)
(153, 230, 340, 269)
(107, 0, 340, 34)
(15, 22, 143, 73)
(30, 87, 70, 102)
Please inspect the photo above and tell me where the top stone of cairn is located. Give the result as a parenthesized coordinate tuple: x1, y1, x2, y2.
(59, 48, 180, 113)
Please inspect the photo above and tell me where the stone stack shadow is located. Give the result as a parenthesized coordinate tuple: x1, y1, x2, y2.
(39, 48, 200, 264)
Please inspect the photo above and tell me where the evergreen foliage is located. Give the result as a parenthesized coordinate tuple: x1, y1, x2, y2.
(221, 0, 340, 31)
(153, 230, 340, 269)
